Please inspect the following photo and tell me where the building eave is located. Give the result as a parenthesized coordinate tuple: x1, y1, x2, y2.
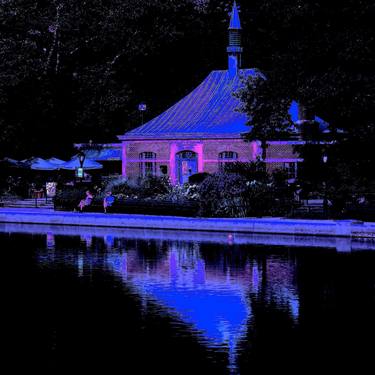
(118, 133, 245, 142)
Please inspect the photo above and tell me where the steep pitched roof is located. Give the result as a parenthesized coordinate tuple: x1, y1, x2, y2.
(119, 69, 260, 141)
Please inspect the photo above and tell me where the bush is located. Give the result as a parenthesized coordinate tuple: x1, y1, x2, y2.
(137, 175, 171, 198)
(188, 172, 210, 185)
(54, 186, 103, 210)
(197, 168, 295, 218)
(154, 183, 200, 203)
(224, 160, 268, 182)
(198, 172, 249, 217)
(104, 175, 171, 200)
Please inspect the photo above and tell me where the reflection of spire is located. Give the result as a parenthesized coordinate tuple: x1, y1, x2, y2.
(193, 259, 206, 285)
(78, 253, 84, 277)
(121, 253, 128, 280)
(252, 263, 260, 293)
(169, 250, 178, 284)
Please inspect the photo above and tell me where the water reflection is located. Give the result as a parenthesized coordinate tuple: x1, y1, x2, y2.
(36, 231, 300, 373)
(3, 224, 375, 373)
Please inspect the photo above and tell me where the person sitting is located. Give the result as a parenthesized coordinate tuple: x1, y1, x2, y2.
(78, 190, 93, 212)
(103, 191, 115, 213)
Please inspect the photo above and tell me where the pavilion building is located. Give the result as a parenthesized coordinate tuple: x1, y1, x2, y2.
(118, 2, 312, 184)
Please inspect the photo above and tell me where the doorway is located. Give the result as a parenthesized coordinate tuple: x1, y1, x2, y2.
(176, 151, 198, 184)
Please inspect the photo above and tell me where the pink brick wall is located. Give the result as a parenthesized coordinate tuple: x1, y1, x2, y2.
(122, 139, 300, 183)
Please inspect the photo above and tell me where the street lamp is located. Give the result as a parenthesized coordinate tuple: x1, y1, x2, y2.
(322, 153, 328, 217)
(138, 103, 147, 126)
(77, 150, 86, 183)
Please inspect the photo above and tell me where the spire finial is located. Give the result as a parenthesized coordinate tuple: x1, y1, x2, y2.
(229, 1, 241, 30)
(227, 2, 243, 77)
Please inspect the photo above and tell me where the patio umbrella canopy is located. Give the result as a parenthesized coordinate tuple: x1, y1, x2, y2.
(29, 158, 59, 171)
(0, 157, 26, 168)
(46, 157, 66, 165)
(60, 158, 103, 170)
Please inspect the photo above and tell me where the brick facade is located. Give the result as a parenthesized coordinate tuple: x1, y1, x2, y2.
(121, 138, 302, 184)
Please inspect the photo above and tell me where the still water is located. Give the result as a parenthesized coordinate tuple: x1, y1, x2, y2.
(3, 224, 375, 374)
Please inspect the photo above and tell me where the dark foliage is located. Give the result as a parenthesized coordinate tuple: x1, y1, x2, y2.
(236, 0, 375, 203)
(198, 163, 295, 217)
(188, 172, 210, 185)
(0, 0, 234, 158)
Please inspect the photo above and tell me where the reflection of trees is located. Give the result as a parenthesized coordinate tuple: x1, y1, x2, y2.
(199, 242, 250, 274)
(237, 250, 301, 373)
(44, 232, 375, 373)
(293, 250, 375, 372)
(117, 238, 170, 271)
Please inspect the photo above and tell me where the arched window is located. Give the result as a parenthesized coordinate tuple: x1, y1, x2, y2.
(139, 152, 156, 177)
(219, 151, 238, 169)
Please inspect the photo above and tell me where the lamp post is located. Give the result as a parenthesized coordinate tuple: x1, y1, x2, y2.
(322, 153, 328, 218)
(138, 103, 147, 126)
(78, 150, 86, 184)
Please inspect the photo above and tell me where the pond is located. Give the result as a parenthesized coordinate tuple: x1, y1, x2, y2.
(3, 224, 375, 374)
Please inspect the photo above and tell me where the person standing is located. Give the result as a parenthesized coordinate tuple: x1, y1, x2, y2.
(103, 191, 115, 213)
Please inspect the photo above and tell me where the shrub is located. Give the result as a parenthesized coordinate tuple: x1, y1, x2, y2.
(224, 160, 268, 182)
(102, 175, 172, 200)
(155, 183, 200, 203)
(54, 186, 102, 210)
(197, 169, 295, 218)
(54, 187, 87, 209)
(188, 172, 210, 185)
(198, 172, 250, 217)
(137, 175, 171, 198)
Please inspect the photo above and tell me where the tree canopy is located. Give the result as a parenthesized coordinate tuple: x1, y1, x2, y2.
(0, 0, 373, 175)
(236, 0, 374, 198)
(0, 0, 232, 158)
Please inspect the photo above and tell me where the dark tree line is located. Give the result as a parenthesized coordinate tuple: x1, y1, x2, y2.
(0, 0, 232, 158)
(237, 0, 375, 205)
(1, 0, 374, 203)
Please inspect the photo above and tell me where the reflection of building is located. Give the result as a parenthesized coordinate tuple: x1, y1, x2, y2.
(36, 230, 301, 373)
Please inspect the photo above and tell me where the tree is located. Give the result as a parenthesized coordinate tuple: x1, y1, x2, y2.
(0, 0, 227, 158)
(237, 0, 375, 203)
(236, 73, 294, 160)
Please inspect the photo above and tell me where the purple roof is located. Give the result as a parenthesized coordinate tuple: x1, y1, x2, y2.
(120, 69, 260, 140)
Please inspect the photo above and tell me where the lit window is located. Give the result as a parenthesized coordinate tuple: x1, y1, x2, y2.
(219, 151, 238, 169)
(139, 152, 156, 177)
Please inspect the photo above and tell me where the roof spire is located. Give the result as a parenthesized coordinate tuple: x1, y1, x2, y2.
(229, 1, 241, 30)
(227, 2, 243, 77)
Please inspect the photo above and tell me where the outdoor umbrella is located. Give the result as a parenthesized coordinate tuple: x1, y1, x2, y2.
(60, 158, 103, 170)
(46, 157, 66, 166)
(29, 158, 59, 171)
(0, 157, 26, 168)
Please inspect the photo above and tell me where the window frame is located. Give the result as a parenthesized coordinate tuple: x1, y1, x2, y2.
(139, 152, 156, 177)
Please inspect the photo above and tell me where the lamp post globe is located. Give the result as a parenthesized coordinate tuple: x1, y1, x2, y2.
(78, 151, 86, 168)
(77, 150, 86, 183)
(138, 103, 147, 125)
(322, 154, 328, 217)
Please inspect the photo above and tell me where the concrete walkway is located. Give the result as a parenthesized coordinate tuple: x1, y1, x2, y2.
(0, 207, 374, 238)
